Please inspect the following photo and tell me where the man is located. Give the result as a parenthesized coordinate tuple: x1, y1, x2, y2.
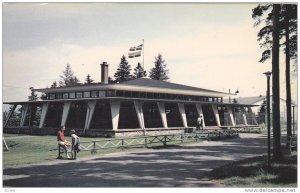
(57, 126, 70, 159)
(196, 115, 204, 131)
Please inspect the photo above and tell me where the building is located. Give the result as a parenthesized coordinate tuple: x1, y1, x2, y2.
(3, 62, 260, 137)
(227, 95, 298, 130)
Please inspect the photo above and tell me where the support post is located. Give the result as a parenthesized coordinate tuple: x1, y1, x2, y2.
(248, 107, 258, 125)
(61, 101, 72, 127)
(227, 105, 236, 126)
(84, 100, 97, 131)
(196, 104, 206, 128)
(20, 104, 29, 127)
(39, 102, 49, 128)
(212, 104, 221, 127)
(110, 100, 120, 131)
(242, 107, 248, 126)
(4, 104, 17, 128)
(178, 103, 188, 127)
(134, 101, 145, 134)
(157, 102, 168, 128)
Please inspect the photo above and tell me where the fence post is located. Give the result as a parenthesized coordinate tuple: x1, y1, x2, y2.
(144, 136, 148, 148)
(91, 141, 96, 154)
(164, 135, 167, 147)
(181, 133, 184, 143)
(121, 138, 124, 150)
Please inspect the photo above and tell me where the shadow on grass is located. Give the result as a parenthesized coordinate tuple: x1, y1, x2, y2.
(206, 153, 297, 187)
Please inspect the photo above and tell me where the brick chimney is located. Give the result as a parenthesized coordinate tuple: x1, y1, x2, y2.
(101, 62, 109, 84)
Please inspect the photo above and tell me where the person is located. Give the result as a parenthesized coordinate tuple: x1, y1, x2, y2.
(70, 129, 80, 160)
(57, 126, 70, 159)
(196, 115, 204, 131)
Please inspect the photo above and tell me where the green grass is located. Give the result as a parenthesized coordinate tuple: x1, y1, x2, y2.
(3, 134, 122, 167)
(206, 152, 297, 187)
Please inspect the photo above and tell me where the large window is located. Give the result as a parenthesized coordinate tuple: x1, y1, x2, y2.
(83, 91, 90, 98)
(99, 91, 106, 97)
(63, 93, 69, 99)
(57, 93, 63, 99)
(69, 92, 75, 99)
(76, 92, 83, 98)
(91, 91, 98, 98)
(49, 93, 56, 100)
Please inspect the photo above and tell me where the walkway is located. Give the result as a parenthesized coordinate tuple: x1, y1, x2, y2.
(3, 133, 267, 187)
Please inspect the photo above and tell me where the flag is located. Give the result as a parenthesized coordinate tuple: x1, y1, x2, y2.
(136, 44, 143, 51)
(129, 53, 135, 58)
(129, 47, 136, 51)
(134, 51, 142, 57)
(128, 44, 143, 58)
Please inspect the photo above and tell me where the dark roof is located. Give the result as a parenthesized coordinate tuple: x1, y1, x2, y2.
(119, 78, 226, 94)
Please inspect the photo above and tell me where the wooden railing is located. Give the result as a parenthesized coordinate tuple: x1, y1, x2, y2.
(79, 130, 239, 154)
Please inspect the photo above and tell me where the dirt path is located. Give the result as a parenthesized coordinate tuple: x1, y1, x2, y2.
(3, 133, 267, 187)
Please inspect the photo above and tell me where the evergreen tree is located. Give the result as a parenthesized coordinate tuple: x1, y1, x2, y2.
(114, 55, 132, 83)
(51, 81, 57, 88)
(133, 62, 147, 78)
(272, 4, 282, 160)
(85, 74, 94, 84)
(59, 64, 80, 86)
(149, 53, 169, 81)
(252, 4, 297, 156)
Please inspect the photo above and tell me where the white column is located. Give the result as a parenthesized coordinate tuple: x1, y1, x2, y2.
(84, 100, 97, 130)
(39, 102, 49, 128)
(242, 107, 248, 125)
(4, 104, 17, 127)
(196, 104, 206, 128)
(212, 104, 221, 127)
(248, 107, 258, 125)
(178, 103, 187, 127)
(61, 101, 72, 127)
(20, 104, 29, 127)
(157, 102, 168, 128)
(227, 105, 236, 126)
(110, 100, 120, 131)
(134, 101, 145, 129)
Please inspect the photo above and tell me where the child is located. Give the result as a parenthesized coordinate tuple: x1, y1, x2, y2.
(70, 129, 80, 160)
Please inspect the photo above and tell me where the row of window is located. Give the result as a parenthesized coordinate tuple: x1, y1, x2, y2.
(46, 90, 223, 102)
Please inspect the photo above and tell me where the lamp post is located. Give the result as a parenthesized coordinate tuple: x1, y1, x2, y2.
(263, 71, 272, 169)
(292, 105, 295, 136)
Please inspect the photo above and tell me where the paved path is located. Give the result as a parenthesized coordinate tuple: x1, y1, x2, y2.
(3, 133, 267, 187)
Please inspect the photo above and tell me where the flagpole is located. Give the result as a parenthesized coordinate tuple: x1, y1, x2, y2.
(142, 39, 144, 70)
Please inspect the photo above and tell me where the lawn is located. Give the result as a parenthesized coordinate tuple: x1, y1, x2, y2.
(3, 134, 122, 167)
(205, 152, 297, 187)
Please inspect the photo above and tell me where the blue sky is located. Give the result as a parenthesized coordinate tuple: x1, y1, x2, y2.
(2, 3, 297, 105)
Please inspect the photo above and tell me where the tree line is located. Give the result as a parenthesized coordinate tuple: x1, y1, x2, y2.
(252, 4, 297, 161)
(50, 53, 169, 88)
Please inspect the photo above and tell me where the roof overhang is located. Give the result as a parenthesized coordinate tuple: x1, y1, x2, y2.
(3, 97, 258, 107)
(34, 84, 228, 98)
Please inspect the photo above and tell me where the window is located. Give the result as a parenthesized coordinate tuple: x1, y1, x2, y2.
(83, 91, 90, 98)
(76, 92, 83, 98)
(99, 91, 106, 97)
(69, 92, 75, 99)
(63, 93, 69, 99)
(116, 90, 124, 97)
(107, 90, 115, 97)
(49, 93, 56, 100)
(57, 93, 63, 99)
(91, 91, 98, 98)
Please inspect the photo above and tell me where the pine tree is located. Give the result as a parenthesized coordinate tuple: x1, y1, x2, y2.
(133, 62, 147, 78)
(51, 81, 57, 88)
(149, 53, 169, 81)
(85, 74, 94, 84)
(59, 64, 80, 86)
(114, 55, 132, 83)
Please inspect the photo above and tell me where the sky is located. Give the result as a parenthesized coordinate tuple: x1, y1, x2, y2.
(2, 3, 298, 106)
